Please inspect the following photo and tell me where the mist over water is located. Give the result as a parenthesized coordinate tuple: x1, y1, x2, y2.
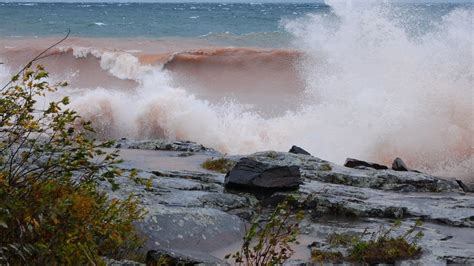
(0, 1, 472, 179)
(285, 0, 473, 178)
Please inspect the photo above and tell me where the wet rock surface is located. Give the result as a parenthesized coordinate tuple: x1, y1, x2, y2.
(141, 206, 245, 252)
(102, 143, 473, 265)
(104, 170, 249, 254)
(115, 138, 218, 153)
(246, 151, 463, 192)
(301, 181, 474, 227)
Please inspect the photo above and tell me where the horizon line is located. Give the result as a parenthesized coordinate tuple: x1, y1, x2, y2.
(1, 1, 470, 3)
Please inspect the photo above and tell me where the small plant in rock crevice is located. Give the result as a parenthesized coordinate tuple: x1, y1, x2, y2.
(225, 196, 304, 266)
(312, 220, 424, 265)
(327, 232, 358, 247)
(348, 220, 424, 264)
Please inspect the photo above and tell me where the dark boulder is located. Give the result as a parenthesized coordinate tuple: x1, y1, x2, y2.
(392, 157, 421, 173)
(224, 158, 302, 193)
(344, 158, 388, 170)
(392, 157, 409, 171)
(146, 248, 226, 265)
(457, 180, 474, 193)
(289, 145, 311, 155)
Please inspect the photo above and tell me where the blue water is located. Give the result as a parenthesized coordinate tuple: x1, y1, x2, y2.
(0, 3, 326, 38)
(0, 2, 469, 45)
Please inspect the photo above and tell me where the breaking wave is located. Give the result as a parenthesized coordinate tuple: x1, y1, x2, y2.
(0, 0, 472, 179)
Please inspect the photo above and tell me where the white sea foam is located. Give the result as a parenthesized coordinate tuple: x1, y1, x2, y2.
(1, 1, 472, 178)
(283, 1, 473, 176)
(69, 1, 472, 177)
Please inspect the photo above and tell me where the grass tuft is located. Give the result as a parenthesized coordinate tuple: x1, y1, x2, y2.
(312, 249, 344, 263)
(312, 220, 424, 264)
(201, 158, 235, 173)
(319, 163, 332, 171)
(327, 232, 356, 247)
(348, 220, 423, 264)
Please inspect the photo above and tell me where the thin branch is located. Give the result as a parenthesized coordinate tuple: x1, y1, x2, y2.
(1, 29, 71, 92)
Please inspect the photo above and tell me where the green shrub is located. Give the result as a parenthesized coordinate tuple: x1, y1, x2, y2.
(226, 197, 304, 265)
(0, 178, 144, 264)
(201, 157, 235, 173)
(0, 65, 145, 264)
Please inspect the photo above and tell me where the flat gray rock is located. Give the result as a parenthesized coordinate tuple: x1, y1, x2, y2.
(140, 206, 245, 252)
(101, 170, 249, 254)
(302, 180, 474, 227)
(101, 143, 473, 264)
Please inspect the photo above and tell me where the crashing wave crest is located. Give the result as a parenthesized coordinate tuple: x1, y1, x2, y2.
(0, 1, 472, 178)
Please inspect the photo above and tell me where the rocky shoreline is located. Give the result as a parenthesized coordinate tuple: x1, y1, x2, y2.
(104, 139, 474, 265)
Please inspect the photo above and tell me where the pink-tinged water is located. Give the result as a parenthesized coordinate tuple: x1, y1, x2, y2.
(1, 2, 472, 180)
